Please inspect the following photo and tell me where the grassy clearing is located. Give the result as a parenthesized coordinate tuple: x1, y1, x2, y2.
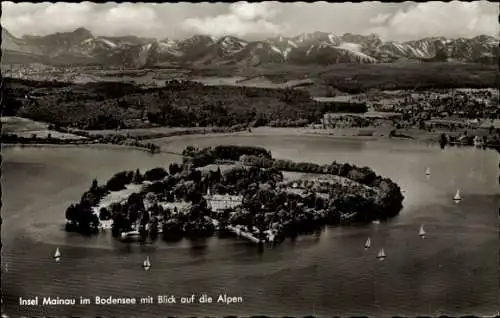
(1, 116, 85, 139)
(1, 116, 49, 133)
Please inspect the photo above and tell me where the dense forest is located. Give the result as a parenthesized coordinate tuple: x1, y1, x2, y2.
(4, 78, 367, 130)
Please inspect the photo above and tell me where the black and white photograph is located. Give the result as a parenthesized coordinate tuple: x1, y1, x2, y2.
(1, 1, 499, 317)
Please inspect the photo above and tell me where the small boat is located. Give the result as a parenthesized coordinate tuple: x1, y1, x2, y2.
(425, 168, 431, 176)
(143, 256, 151, 271)
(376, 248, 386, 261)
(54, 248, 61, 262)
(364, 237, 371, 249)
(418, 225, 426, 238)
(453, 189, 462, 202)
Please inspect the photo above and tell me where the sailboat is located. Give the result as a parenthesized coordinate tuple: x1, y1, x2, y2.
(143, 256, 151, 271)
(425, 168, 431, 176)
(54, 248, 61, 262)
(376, 248, 386, 261)
(364, 237, 372, 249)
(418, 225, 426, 238)
(453, 189, 462, 202)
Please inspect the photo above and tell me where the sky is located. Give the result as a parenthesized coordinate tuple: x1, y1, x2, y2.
(1, 1, 498, 41)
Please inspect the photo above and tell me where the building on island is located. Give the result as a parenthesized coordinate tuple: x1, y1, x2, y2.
(205, 189, 243, 213)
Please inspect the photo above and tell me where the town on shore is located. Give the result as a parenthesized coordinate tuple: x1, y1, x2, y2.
(3, 73, 499, 154)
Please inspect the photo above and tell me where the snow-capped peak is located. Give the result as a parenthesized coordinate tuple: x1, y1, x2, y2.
(327, 33, 338, 44)
(4, 28, 498, 67)
(336, 42, 377, 62)
(338, 42, 362, 52)
(97, 38, 117, 48)
(270, 45, 281, 54)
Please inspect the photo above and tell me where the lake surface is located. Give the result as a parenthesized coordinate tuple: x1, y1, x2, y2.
(2, 136, 499, 317)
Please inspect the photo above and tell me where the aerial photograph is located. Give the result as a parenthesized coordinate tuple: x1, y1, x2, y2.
(1, 1, 499, 317)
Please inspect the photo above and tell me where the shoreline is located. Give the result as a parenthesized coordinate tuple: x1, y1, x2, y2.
(4, 127, 496, 154)
(62, 145, 405, 246)
(2, 128, 435, 158)
(4, 137, 497, 250)
(147, 126, 442, 144)
(1, 142, 156, 153)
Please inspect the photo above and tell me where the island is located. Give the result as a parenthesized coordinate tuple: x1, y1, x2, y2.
(64, 145, 404, 245)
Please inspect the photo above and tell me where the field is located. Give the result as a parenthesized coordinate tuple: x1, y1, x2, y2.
(1, 116, 85, 139)
(188, 62, 498, 93)
(1, 116, 49, 133)
(5, 62, 497, 92)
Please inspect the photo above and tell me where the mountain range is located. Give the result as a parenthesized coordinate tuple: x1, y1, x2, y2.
(2, 27, 498, 67)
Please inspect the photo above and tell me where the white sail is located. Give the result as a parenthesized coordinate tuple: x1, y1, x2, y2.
(425, 168, 431, 175)
(54, 248, 61, 258)
(377, 248, 386, 260)
(453, 189, 461, 201)
(419, 225, 426, 237)
(143, 256, 151, 269)
(364, 237, 371, 249)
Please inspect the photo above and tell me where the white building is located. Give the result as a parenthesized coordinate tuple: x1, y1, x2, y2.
(205, 194, 243, 213)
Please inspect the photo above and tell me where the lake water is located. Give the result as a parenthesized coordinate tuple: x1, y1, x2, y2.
(2, 136, 499, 317)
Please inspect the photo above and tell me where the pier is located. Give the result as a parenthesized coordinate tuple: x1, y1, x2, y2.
(206, 217, 275, 245)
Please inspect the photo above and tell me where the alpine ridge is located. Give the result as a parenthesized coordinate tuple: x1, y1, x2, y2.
(2, 28, 498, 67)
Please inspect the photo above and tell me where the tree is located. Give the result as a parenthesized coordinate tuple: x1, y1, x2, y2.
(133, 169, 143, 184)
(188, 169, 202, 183)
(65, 204, 77, 222)
(90, 179, 99, 193)
(150, 222, 159, 241)
(90, 214, 100, 232)
(139, 224, 148, 242)
(99, 207, 111, 220)
(106, 171, 133, 191)
(144, 168, 168, 182)
(142, 210, 150, 224)
(159, 94, 173, 123)
(169, 163, 181, 175)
